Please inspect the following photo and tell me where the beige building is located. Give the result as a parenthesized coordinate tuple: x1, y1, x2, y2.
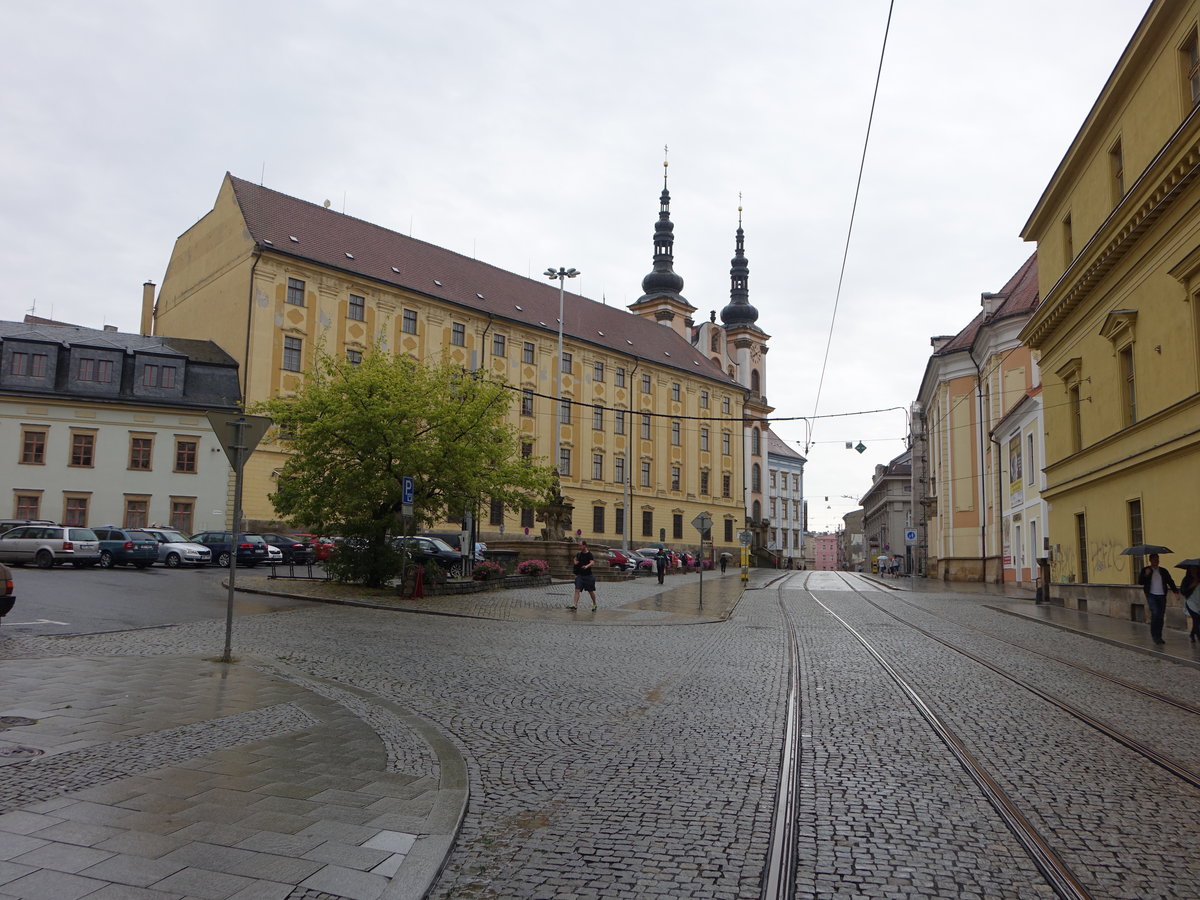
(1019, 1, 1200, 616)
(149, 173, 772, 554)
(860, 450, 912, 572)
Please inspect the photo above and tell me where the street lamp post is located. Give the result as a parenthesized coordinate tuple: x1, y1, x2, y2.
(544, 267, 580, 474)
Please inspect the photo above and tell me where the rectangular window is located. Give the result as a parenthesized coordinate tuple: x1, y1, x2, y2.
(615, 456, 625, 484)
(1075, 512, 1089, 584)
(76, 357, 95, 381)
(1068, 384, 1083, 452)
(490, 498, 504, 526)
(287, 277, 306, 306)
(523, 342, 535, 364)
(559, 399, 572, 425)
(722, 474, 731, 498)
(671, 421, 680, 446)
(700, 428, 709, 452)
(700, 470, 709, 494)
(770, 498, 777, 518)
(640, 460, 651, 488)
(1109, 138, 1125, 202)
(70, 432, 95, 468)
(521, 441, 533, 459)
(175, 438, 198, 473)
(1062, 213, 1073, 265)
(521, 507, 534, 529)
(129, 436, 153, 470)
(615, 367, 626, 387)
(16, 493, 41, 519)
(593, 405, 604, 430)
(283, 336, 303, 372)
(671, 382, 681, 402)
(592, 453, 604, 480)
(402, 308, 418, 334)
(722, 396, 730, 414)
(641, 415, 651, 440)
(347, 349, 362, 366)
(10, 352, 28, 375)
(521, 389, 534, 417)
(594, 361, 604, 382)
(451, 322, 465, 346)
(1185, 29, 1200, 104)
(592, 506, 605, 534)
(642, 510, 653, 537)
(170, 498, 194, 533)
(64, 495, 89, 527)
(673, 513, 683, 540)
(348, 294, 365, 321)
(770, 471, 777, 488)
(641, 374, 651, 393)
(559, 448, 571, 477)
(722, 433, 731, 456)
(615, 507, 625, 537)
(21, 429, 47, 465)
(10, 352, 49, 377)
(671, 466, 680, 491)
(700, 390, 709, 409)
(1120, 346, 1136, 426)
(561, 352, 572, 374)
(142, 364, 178, 388)
(492, 334, 507, 358)
(124, 498, 149, 529)
(615, 410, 626, 435)
(1128, 498, 1144, 584)
(724, 519, 733, 542)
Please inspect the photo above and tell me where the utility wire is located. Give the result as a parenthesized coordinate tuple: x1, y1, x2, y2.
(807, 0, 896, 453)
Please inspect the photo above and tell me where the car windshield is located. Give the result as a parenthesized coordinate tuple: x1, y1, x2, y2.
(69, 528, 99, 541)
(157, 531, 189, 543)
(427, 537, 455, 552)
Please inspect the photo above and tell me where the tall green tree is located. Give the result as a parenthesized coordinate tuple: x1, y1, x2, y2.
(257, 350, 556, 585)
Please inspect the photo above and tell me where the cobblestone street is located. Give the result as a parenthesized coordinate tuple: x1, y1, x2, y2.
(2, 570, 1199, 899)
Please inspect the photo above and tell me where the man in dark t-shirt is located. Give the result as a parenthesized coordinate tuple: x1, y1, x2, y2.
(569, 541, 597, 611)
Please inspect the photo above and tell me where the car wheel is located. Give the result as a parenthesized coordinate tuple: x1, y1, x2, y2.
(448, 562, 462, 578)
(99, 551, 115, 569)
(165, 553, 181, 568)
(35, 550, 54, 569)
(217, 551, 231, 568)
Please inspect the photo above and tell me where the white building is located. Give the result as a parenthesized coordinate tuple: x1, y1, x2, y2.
(765, 428, 805, 566)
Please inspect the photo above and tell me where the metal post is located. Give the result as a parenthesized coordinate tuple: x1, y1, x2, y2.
(545, 267, 579, 475)
(222, 421, 245, 664)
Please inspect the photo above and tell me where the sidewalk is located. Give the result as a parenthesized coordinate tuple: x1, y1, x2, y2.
(0, 570, 761, 900)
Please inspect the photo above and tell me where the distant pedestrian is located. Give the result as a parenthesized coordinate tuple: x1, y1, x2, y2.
(655, 547, 668, 585)
(1181, 564, 1200, 643)
(568, 541, 597, 611)
(1139, 553, 1180, 645)
(720, 552, 731, 574)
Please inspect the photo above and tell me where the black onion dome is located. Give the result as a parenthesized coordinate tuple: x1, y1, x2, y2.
(637, 184, 686, 302)
(720, 216, 758, 326)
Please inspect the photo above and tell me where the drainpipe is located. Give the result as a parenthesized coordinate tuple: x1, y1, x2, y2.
(242, 250, 262, 405)
(625, 357, 640, 552)
(968, 347, 988, 581)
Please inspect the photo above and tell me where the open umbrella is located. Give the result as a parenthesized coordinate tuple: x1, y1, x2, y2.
(1121, 544, 1172, 556)
(1174, 558, 1200, 569)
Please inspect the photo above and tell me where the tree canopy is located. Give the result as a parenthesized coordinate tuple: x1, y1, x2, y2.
(256, 350, 556, 583)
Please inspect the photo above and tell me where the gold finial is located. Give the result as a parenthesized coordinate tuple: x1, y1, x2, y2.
(738, 192, 743, 226)
(663, 145, 669, 186)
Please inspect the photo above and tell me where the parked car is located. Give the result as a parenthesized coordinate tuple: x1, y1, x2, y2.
(0, 562, 14, 627)
(418, 533, 487, 561)
(260, 533, 316, 565)
(0, 519, 57, 537)
(394, 536, 463, 576)
(190, 531, 270, 568)
(607, 549, 649, 571)
(130, 528, 213, 567)
(0, 525, 101, 568)
(264, 543, 284, 564)
(92, 527, 159, 569)
(290, 534, 336, 562)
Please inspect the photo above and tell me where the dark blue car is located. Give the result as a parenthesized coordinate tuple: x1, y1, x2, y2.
(190, 531, 270, 568)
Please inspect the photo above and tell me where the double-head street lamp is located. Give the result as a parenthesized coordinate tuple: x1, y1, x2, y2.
(544, 266, 580, 473)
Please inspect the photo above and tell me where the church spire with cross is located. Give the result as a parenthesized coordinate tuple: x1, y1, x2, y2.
(720, 198, 759, 327)
(629, 148, 696, 334)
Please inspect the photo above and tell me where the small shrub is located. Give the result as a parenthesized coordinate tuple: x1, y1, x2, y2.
(472, 560, 506, 581)
(517, 559, 549, 577)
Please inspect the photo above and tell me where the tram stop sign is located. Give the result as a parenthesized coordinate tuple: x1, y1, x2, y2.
(691, 512, 712, 535)
(206, 412, 272, 469)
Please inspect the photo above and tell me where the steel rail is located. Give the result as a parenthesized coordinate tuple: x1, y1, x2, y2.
(760, 577, 803, 900)
(807, 573, 1094, 900)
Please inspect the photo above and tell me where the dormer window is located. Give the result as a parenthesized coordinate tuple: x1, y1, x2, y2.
(77, 357, 113, 383)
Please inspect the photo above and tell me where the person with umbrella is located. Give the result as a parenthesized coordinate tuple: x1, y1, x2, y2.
(719, 551, 732, 574)
(1138, 552, 1180, 645)
(1178, 559, 1200, 643)
(655, 547, 668, 585)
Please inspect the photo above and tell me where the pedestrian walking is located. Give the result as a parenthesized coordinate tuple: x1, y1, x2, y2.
(568, 541, 597, 611)
(720, 551, 731, 574)
(1138, 553, 1180, 645)
(1180, 563, 1200, 643)
(655, 547, 668, 585)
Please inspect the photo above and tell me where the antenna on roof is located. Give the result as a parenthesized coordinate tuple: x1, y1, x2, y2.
(259, 162, 265, 185)
(342, 192, 346, 215)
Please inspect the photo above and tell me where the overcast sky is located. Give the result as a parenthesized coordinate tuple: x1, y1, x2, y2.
(1, 1, 1150, 532)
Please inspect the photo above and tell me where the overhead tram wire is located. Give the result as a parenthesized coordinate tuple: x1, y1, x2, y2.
(807, 0, 896, 454)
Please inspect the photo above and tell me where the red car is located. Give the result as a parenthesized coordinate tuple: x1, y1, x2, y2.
(608, 549, 652, 572)
(290, 534, 335, 562)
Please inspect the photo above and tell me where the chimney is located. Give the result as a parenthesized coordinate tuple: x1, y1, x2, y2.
(980, 291, 1005, 317)
(140, 281, 156, 335)
(103, 325, 118, 332)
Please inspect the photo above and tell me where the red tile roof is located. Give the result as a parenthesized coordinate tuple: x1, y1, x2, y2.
(933, 251, 1039, 357)
(228, 175, 739, 388)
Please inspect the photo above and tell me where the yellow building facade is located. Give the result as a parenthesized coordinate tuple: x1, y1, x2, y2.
(1020, 1, 1200, 614)
(149, 174, 759, 555)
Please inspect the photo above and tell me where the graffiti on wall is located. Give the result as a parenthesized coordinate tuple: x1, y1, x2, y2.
(1051, 538, 1131, 583)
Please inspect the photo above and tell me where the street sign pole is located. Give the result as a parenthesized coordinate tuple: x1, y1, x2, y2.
(691, 512, 712, 608)
(206, 412, 272, 664)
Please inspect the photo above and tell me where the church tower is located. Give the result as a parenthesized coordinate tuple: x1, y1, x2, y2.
(627, 154, 697, 340)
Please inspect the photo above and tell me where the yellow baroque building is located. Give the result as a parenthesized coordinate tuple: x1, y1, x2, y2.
(1020, 1, 1200, 615)
(147, 173, 770, 554)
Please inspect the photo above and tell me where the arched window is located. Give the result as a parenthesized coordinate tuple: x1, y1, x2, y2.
(728, 365, 735, 378)
(752, 463, 761, 492)
(710, 332, 720, 352)
(750, 369, 760, 393)
(712, 356, 722, 368)
(753, 500, 762, 521)
(751, 427, 761, 456)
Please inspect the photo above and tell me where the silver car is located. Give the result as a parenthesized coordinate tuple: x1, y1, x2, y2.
(0, 525, 101, 568)
(130, 528, 213, 568)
